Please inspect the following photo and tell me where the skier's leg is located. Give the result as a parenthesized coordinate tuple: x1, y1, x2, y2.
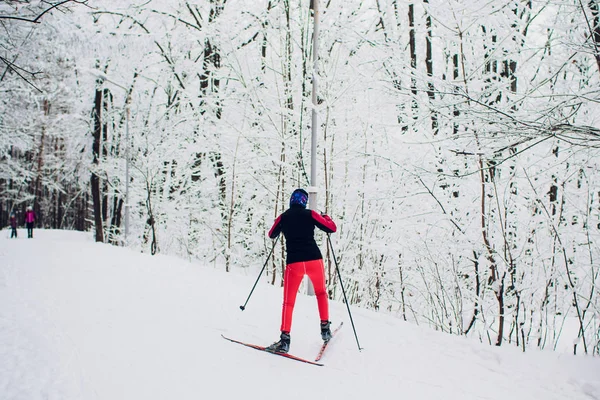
(280, 262, 305, 333)
(306, 259, 329, 322)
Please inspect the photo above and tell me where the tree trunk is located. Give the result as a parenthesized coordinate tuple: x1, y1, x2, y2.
(423, 0, 438, 134)
(200, 0, 225, 118)
(91, 84, 104, 243)
(408, 3, 418, 119)
(588, 0, 600, 73)
(32, 99, 49, 221)
(464, 251, 481, 335)
(452, 53, 460, 134)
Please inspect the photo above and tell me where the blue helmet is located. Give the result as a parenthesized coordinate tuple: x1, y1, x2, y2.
(289, 188, 309, 208)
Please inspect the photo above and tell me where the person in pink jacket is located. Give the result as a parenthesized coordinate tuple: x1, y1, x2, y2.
(24, 206, 35, 238)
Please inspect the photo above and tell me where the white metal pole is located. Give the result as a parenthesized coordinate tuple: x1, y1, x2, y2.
(308, 0, 319, 212)
(307, 0, 320, 296)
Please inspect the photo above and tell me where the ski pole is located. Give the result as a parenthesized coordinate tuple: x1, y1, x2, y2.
(327, 234, 362, 351)
(240, 236, 280, 311)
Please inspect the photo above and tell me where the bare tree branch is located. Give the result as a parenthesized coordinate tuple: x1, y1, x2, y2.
(0, 55, 42, 92)
(0, 1, 88, 23)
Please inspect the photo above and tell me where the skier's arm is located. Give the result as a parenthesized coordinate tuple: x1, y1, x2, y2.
(268, 215, 282, 239)
(311, 210, 337, 233)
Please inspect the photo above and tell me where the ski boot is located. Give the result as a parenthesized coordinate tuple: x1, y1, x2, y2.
(320, 320, 332, 342)
(266, 332, 290, 353)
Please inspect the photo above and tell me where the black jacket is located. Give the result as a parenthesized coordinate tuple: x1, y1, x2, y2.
(268, 205, 337, 264)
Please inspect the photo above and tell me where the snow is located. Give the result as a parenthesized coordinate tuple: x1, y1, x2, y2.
(0, 230, 599, 400)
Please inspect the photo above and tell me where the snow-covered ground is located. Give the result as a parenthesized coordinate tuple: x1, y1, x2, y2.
(0, 229, 599, 400)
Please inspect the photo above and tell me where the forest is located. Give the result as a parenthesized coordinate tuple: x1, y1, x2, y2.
(0, 0, 599, 355)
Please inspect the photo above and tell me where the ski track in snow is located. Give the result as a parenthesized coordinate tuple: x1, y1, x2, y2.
(0, 229, 599, 400)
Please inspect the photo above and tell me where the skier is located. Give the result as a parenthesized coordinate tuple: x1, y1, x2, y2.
(266, 188, 337, 353)
(24, 206, 35, 238)
(9, 212, 17, 238)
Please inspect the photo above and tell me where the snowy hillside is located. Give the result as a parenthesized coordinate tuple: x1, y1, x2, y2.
(1, 230, 599, 400)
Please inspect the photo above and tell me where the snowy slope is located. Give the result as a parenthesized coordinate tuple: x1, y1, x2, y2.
(0, 229, 599, 400)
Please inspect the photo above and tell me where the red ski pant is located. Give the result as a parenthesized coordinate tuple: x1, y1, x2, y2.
(280, 259, 329, 333)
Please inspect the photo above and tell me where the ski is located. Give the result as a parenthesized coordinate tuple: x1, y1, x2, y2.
(221, 335, 324, 366)
(315, 321, 344, 362)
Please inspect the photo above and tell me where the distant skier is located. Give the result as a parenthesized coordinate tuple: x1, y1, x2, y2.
(266, 188, 337, 354)
(25, 206, 35, 238)
(9, 212, 17, 238)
